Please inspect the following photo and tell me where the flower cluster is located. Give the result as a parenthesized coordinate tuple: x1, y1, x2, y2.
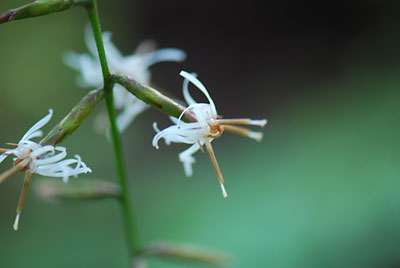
(153, 71, 267, 198)
(0, 109, 91, 230)
(64, 28, 186, 133)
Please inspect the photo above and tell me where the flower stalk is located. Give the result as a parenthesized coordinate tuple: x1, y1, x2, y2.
(86, 0, 140, 260)
(111, 74, 195, 122)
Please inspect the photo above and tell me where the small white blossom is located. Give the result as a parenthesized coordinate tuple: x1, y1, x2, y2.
(153, 71, 267, 198)
(64, 28, 186, 133)
(0, 109, 91, 230)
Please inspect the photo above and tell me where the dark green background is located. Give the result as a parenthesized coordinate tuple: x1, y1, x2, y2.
(0, 1, 400, 267)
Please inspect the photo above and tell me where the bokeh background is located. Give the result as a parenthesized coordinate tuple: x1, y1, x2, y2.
(1, 1, 400, 267)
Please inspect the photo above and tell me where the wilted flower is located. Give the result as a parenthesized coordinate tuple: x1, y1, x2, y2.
(153, 71, 267, 198)
(64, 28, 186, 133)
(0, 109, 91, 230)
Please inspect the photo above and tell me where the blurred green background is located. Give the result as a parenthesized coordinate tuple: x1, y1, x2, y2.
(1, 1, 400, 267)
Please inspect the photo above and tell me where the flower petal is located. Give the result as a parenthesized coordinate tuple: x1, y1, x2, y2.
(33, 146, 67, 166)
(29, 145, 54, 159)
(116, 99, 149, 133)
(0, 150, 13, 163)
(20, 109, 53, 142)
(143, 48, 186, 68)
(180, 71, 217, 115)
(178, 142, 202, 177)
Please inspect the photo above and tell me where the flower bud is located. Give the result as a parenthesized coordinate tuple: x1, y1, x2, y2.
(0, 0, 85, 24)
(141, 242, 230, 267)
(35, 178, 121, 201)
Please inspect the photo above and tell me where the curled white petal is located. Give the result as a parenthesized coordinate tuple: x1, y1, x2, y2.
(63, 52, 103, 88)
(116, 98, 149, 133)
(0, 151, 12, 164)
(153, 122, 161, 133)
(152, 122, 208, 149)
(34, 154, 91, 182)
(182, 72, 198, 106)
(62, 51, 81, 70)
(176, 103, 203, 127)
(180, 71, 217, 115)
(29, 145, 54, 159)
(101, 32, 124, 64)
(113, 84, 130, 109)
(178, 142, 202, 177)
(21, 109, 53, 141)
(143, 48, 186, 68)
(33, 146, 67, 166)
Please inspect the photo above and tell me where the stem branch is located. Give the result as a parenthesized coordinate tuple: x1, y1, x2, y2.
(111, 74, 195, 122)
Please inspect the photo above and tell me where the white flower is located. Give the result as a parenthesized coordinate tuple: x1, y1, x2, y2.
(153, 71, 267, 198)
(0, 109, 91, 230)
(64, 28, 186, 133)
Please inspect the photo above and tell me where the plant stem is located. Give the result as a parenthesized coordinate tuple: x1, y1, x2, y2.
(86, 0, 109, 83)
(86, 0, 140, 261)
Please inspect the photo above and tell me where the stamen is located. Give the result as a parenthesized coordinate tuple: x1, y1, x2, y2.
(217, 119, 267, 127)
(0, 160, 29, 184)
(223, 125, 263, 142)
(251, 119, 267, 127)
(248, 131, 263, 141)
(14, 170, 32, 230)
(13, 213, 20, 231)
(204, 139, 227, 198)
(220, 183, 228, 198)
(6, 143, 18, 146)
(0, 148, 9, 153)
(198, 141, 204, 153)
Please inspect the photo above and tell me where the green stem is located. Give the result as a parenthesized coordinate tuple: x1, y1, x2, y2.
(86, 0, 140, 261)
(104, 91, 141, 258)
(86, 0, 109, 83)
